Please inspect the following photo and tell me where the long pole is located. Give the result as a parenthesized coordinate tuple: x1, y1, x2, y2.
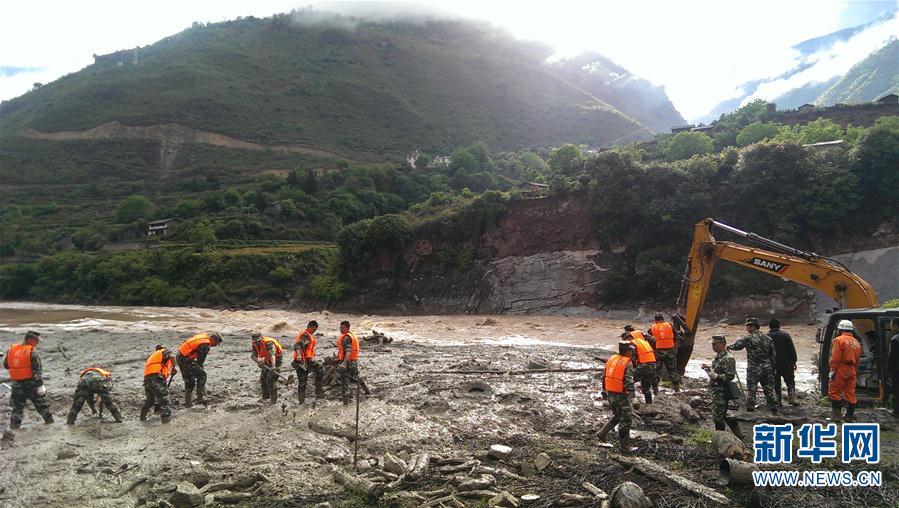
(353, 381, 361, 470)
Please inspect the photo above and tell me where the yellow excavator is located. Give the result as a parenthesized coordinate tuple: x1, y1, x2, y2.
(672, 218, 894, 400)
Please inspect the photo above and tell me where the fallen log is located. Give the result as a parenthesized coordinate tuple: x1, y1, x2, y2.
(472, 465, 525, 481)
(425, 367, 604, 375)
(308, 419, 357, 441)
(332, 466, 385, 499)
(712, 431, 749, 461)
(582, 481, 608, 499)
(407, 452, 430, 480)
(200, 472, 270, 494)
(610, 454, 730, 507)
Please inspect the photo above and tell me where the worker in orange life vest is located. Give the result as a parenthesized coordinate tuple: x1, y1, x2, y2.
(828, 320, 862, 423)
(647, 313, 681, 392)
(293, 320, 324, 405)
(176, 332, 222, 407)
(141, 345, 177, 423)
(66, 366, 123, 424)
(337, 320, 370, 405)
(251, 332, 283, 404)
(596, 341, 637, 455)
(624, 325, 657, 404)
(3, 330, 54, 429)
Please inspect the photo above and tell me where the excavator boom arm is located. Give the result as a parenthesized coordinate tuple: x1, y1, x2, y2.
(674, 218, 878, 373)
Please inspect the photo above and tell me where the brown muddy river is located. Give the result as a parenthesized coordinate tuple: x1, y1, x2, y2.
(0, 302, 824, 389)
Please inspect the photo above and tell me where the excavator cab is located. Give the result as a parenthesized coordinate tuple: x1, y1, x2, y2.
(817, 308, 898, 403)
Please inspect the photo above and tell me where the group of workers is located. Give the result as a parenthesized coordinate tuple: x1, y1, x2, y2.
(2, 320, 370, 428)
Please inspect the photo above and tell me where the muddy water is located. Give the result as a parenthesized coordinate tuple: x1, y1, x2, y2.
(0, 302, 823, 389)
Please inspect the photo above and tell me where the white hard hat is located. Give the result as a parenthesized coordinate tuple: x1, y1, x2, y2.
(837, 320, 854, 331)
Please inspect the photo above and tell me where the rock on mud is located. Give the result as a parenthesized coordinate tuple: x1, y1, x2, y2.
(488, 444, 512, 460)
(609, 481, 652, 508)
(167, 482, 204, 508)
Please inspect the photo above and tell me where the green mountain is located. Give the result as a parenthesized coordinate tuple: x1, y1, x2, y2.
(0, 14, 672, 158)
(814, 39, 899, 105)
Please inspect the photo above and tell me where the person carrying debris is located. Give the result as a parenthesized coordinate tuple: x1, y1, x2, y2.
(597, 341, 637, 455)
(337, 320, 370, 405)
(140, 345, 176, 423)
(702, 335, 741, 436)
(828, 320, 862, 423)
(176, 332, 222, 407)
(728, 318, 778, 413)
(251, 332, 283, 404)
(767, 319, 798, 406)
(3, 330, 54, 429)
(293, 320, 324, 405)
(624, 326, 657, 404)
(647, 314, 680, 392)
(66, 367, 123, 424)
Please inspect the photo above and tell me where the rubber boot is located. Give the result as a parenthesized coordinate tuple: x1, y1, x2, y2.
(270, 387, 278, 405)
(111, 409, 124, 423)
(652, 384, 659, 396)
(644, 392, 652, 404)
(360, 379, 371, 396)
(297, 388, 306, 405)
(139, 405, 150, 421)
(66, 414, 77, 425)
(185, 390, 194, 408)
(788, 389, 799, 406)
(160, 415, 171, 424)
(844, 403, 856, 422)
(831, 400, 842, 423)
(196, 386, 207, 405)
(596, 418, 617, 442)
(619, 428, 633, 455)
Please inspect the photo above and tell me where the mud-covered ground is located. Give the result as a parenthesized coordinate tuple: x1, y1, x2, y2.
(1, 305, 897, 507)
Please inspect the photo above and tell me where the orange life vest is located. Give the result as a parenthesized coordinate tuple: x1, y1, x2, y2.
(604, 354, 631, 394)
(253, 337, 283, 360)
(6, 343, 34, 381)
(144, 349, 174, 378)
(650, 322, 676, 349)
(293, 330, 317, 361)
(178, 334, 213, 360)
(80, 367, 111, 379)
(336, 332, 360, 361)
(630, 336, 656, 364)
(629, 330, 647, 341)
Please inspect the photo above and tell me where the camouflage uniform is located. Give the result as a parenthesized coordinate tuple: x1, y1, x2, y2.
(648, 325, 681, 389)
(728, 331, 778, 410)
(634, 362, 657, 402)
(178, 347, 209, 395)
(141, 375, 173, 420)
(293, 332, 324, 404)
(597, 357, 635, 454)
(67, 370, 122, 424)
(252, 340, 282, 403)
(709, 349, 737, 430)
(4, 345, 54, 428)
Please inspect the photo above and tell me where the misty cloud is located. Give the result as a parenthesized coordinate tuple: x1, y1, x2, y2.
(1, 66, 45, 77)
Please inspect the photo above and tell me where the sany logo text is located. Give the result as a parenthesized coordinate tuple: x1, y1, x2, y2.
(745, 257, 788, 273)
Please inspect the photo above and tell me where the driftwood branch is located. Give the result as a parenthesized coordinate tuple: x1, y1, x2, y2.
(611, 454, 730, 507)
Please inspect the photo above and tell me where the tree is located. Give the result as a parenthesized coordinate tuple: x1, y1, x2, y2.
(116, 195, 155, 223)
(174, 199, 202, 218)
(851, 125, 899, 221)
(795, 118, 843, 144)
(449, 147, 479, 175)
(414, 153, 431, 170)
(663, 132, 714, 161)
(301, 169, 319, 195)
(736, 121, 780, 147)
(188, 219, 217, 247)
(548, 144, 583, 176)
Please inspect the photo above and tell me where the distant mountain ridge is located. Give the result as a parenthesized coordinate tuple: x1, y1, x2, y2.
(0, 14, 683, 159)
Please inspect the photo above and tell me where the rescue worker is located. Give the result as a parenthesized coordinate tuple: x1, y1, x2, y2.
(251, 332, 283, 404)
(647, 314, 680, 392)
(66, 367, 123, 424)
(767, 318, 798, 406)
(3, 330, 54, 428)
(596, 341, 636, 455)
(890, 318, 899, 418)
(701, 336, 740, 435)
(624, 326, 657, 404)
(728, 318, 778, 413)
(140, 345, 176, 423)
(828, 320, 862, 423)
(337, 320, 370, 405)
(176, 332, 222, 407)
(293, 320, 324, 405)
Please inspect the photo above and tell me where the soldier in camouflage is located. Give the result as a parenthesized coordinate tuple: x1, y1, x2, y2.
(141, 345, 176, 424)
(66, 367, 123, 424)
(727, 318, 778, 413)
(596, 341, 637, 455)
(702, 335, 740, 435)
(3, 331, 54, 429)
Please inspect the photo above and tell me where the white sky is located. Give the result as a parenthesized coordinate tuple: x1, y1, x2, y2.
(1, 0, 896, 120)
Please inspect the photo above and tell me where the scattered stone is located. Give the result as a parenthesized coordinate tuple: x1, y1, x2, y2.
(1, 430, 14, 449)
(325, 449, 347, 463)
(383, 453, 408, 475)
(559, 493, 590, 505)
(534, 452, 551, 472)
(457, 489, 501, 499)
(417, 398, 450, 414)
(312, 503, 332, 508)
(609, 481, 651, 508)
(679, 403, 701, 423)
(457, 474, 496, 492)
(167, 482, 204, 508)
(526, 356, 550, 370)
(212, 491, 252, 504)
(488, 444, 512, 460)
(520, 461, 536, 476)
(56, 449, 77, 460)
(520, 493, 540, 505)
(688, 396, 705, 410)
(489, 490, 520, 507)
